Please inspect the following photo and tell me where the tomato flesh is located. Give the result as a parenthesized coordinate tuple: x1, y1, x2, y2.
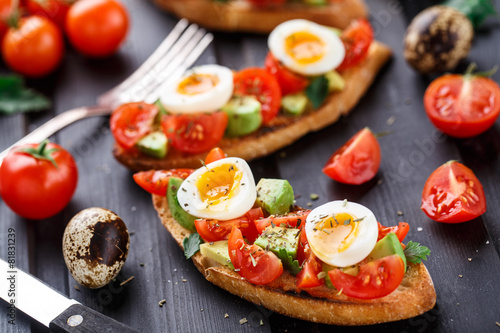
(195, 208, 263, 243)
(110, 102, 158, 149)
(421, 161, 486, 223)
(254, 210, 310, 234)
(161, 112, 228, 154)
(337, 19, 374, 71)
(424, 74, 500, 138)
(328, 254, 405, 299)
(377, 222, 410, 243)
(264, 52, 309, 95)
(233, 67, 282, 125)
(322, 127, 381, 185)
(204, 147, 226, 164)
(133, 169, 194, 196)
(228, 227, 283, 285)
(296, 228, 324, 288)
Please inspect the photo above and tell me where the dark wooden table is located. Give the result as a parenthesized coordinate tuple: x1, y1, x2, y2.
(1, 0, 499, 332)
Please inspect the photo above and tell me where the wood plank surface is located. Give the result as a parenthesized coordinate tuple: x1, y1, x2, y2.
(1, 0, 499, 332)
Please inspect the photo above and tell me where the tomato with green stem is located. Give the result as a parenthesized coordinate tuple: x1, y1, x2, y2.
(0, 140, 78, 219)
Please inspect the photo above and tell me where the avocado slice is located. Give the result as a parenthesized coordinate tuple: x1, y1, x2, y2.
(199, 240, 234, 269)
(222, 96, 262, 137)
(302, 0, 327, 5)
(136, 131, 168, 158)
(325, 70, 345, 93)
(254, 226, 300, 260)
(367, 233, 407, 271)
(255, 178, 295, 215)
(167, 177, 197, 232)
(281, 92, 309, 116)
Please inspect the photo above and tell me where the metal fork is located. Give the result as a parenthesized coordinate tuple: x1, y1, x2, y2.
(0, 19, 213, 165)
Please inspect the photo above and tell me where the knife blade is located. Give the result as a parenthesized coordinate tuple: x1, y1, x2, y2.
(0, 258, 138, 332)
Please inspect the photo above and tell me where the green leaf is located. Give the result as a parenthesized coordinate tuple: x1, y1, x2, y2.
(183, 232, 202, 259)
(444, 0, 497, 29)
(0, 75, 51, 114)
(278, 248, 302, 276)
(305, 75, 329, 109)
(404, 241, 431, 264)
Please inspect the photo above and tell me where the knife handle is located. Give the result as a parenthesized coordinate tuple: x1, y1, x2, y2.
(49, 304, 139, 333)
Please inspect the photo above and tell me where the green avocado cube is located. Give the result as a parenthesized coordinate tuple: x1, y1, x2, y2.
(325, 70, 345, 92)
(167, 177, 196, 232)
(255, 178, 295, 215)
(281, 92, 309, 116)
(222, 96, 262, 137)
(136, 131, 168, 158)
(200, 240, 234, 269)
(254, 226, 300, 261)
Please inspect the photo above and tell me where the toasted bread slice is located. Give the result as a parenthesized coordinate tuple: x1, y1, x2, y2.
(114, 41, 391, 171)
(152, 194, 437, 326)
(152, 0, 368, 33)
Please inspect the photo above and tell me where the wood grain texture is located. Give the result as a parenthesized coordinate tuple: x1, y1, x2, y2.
(0, 0, 499, 332)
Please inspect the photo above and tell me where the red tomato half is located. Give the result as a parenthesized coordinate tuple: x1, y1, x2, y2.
(296, 228, 323, 288)
(110, 102, 158, 149)
(161, 112, 228, 154)
(328, 254, 405, 299)
(377, 222, 410, 243)
(0, 141, 78, 219)
(264, 52, 309, 95)
(337, 19, 374, 71)
(65, 0, 129, 57)
(423, 73, 500, 138)
(2, 15, 64, 77)
(228, 227, 283, 285)
(421, 161, 486, 223)
(195, 208, 263, 243)
(204, 147, 226, 164)
(233, 67, 282, 125)
(26, 0, 71, 29)
(133, 169, 194, 196)
(322, 127, 381, 185)
(254, 210, 310, 234)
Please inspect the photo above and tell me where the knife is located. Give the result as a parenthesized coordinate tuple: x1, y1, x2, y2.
(0, 258, 139, 332)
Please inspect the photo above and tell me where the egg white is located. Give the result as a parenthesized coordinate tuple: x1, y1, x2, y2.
(305, 200, 378, 267)
(268, 19, 345, 76)
(177, 157, 257, 220)
(159, 64, 233, 114)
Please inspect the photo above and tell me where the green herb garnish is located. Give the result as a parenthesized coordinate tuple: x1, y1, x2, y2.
(404, 241, 431, 264)
(0, 75, 50, 114)
(278, 248, 302, 276)
(183, 232, 202, 259)
(305, 75, 329, 109)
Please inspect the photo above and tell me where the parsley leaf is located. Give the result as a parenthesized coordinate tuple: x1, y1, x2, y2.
(183, 232, 202, 259)
(404, 241, 431, 264)
(0, 75, 51, 114)
(305, 75, 329, 109)
(278, 248, 302, 276)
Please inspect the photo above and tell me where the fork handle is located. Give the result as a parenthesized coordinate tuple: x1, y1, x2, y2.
(0, 105, 111, 165)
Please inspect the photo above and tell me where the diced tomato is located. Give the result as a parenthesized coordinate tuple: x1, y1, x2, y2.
(377, 222, 410, 243)
(228, 227, 283, 285)
(296, 228, 323, 288)
(264, 52, 309, 95)
(246, 0, 286, 5)
(255, 210, 310, 234)
(337, 19, 374, 71)
(133, 169, 194, 196)
(195, 207, 264, 243)
(110, 102, 158, 149)
(233, 67, 282, 125)
(204, 147, 226, 165)
(161, 111, 228, 154)
(328, 254, 405, 299)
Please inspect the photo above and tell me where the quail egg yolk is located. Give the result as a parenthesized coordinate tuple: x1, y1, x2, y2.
(285, 31, 325, 65)
(312, 212, 360, 254)
(177, 73, 220, 96)
(195, 163, 242, 207)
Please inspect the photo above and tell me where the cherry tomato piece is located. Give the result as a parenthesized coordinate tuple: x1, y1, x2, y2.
(65, 0, 129, 57)
(421, 161, 486, 223)
(296, 228, 323, 288)
(204, 147, 226, 165)
(322, 127, 381, 185)
(0, 141, 78, 219)
(110, 102, 158, 149)
(423, 72, 500, 138)
(233, 67, 282, 125)
(161, 112, 228, 154)
(264, 52, 309, 95)
(228, 227, 283, 285)
(2, 15, 64, 77)
(254, 210, 310, 234)
(0, 0, 13, 41)
(328, 254, 405, 299)
(195, 207, 263, 243)
(246, 0, 286, 5)
(377, 222, 410, 243)
(337, 19, 374, 71)
(133, 169, 194, 196)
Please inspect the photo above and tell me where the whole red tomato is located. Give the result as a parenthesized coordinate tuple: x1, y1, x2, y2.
(2, 15, 64, 77)
(65, 0, 129, 57)
(0, 141, 78, 219)
(26, 0, 72, 29)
